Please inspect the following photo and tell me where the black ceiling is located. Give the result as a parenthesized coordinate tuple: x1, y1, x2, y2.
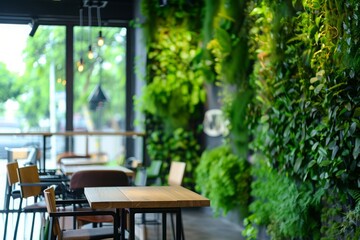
(0, 0, 134, 26)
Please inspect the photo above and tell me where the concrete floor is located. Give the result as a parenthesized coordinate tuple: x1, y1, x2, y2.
(135, 208, 244, 240)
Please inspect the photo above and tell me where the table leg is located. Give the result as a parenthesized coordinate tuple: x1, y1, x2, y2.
(179, 210, 185, 240)
(176, 210, 181, 240)
(42, 135, 46, 171)
(114, 208, 120, 240)
(120, 208, 126, 240)
(129, 209, 135, 240)
(162, 212, 167, 239)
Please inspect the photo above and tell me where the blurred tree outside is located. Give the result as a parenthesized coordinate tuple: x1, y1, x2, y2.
(0, 24, 126, 132)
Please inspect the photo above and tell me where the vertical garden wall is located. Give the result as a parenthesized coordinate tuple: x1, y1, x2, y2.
(243, 1, 360, 239)
(138, 0, 205, 189)
(138, 0, 360, 239)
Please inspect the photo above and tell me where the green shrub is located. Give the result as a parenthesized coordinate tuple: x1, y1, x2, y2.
(196, 144, 251, 216)
(243, 154, 322, 239)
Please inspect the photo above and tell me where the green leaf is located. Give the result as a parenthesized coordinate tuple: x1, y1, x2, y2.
(320, 172, 329, 179)
(311, 142, 319, 151)
(319, 160, 331, 167)
(314, 83, 324, 95)
(353, 107, 360, 117)
(331, 146, 339, 160)
(294, 157, 302, 172)
(310, 77, 318, 84)
(349, 122, 357, 135)
(215, 28, 232, 53)
(308, 160, 316, 168)
(336, 169, 346, 177)
(353, 138, 360, 159)
(318, 147, 327, 157)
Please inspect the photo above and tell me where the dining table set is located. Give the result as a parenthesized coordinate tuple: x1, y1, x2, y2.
(2, 144, 210, 240)
(85, 185, 210, 240)
(59, 160, 210, 240)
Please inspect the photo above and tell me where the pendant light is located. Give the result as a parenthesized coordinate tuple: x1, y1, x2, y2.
(77, 1, 107, 72)
(87, 5, 94, 60)
(97, 6, 104, 47)
(77, 8, 85, 72)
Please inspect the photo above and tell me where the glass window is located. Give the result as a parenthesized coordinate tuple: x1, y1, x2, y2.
(0, 24, 66, 163)
(73, 26, 127, 160)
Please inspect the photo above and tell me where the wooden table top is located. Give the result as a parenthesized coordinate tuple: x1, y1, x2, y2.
(84, 186, 210, 209)
(61, 157, 108, 166)
(61, 165, 135, 177)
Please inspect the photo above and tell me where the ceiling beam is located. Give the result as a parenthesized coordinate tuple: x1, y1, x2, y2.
(0, 0, 133, 25)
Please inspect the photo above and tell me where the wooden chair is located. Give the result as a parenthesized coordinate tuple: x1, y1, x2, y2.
(3, 162, 22, 240)
(168, 161, 186, 240)
(146, 160, 162, 185)
(15, 165, 48, 240)
(15, 165, 66, 240)
(134, 160, 162, 186)
(67, 170, 129, 228)
(142, 161, 187, 240)
(43, 186, 117, 240)
(5, 147, 32, 163)
(168, 161, 186, 186)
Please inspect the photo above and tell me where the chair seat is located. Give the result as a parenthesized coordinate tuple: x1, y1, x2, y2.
(23, 201, 47, 211)
(62, 226, 114, 239)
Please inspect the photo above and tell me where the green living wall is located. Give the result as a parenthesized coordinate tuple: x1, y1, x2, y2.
(139, 0, 360, 239)
(197, 0, 360, 239)
(244, 1, 360, 239)
(139, 0, 205, 189)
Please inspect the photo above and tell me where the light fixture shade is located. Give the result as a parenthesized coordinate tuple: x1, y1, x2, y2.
(88, 84, 108, 111)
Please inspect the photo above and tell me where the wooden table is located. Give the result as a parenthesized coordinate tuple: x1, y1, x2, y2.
(0, 131, 145, 171)
(84, 186, 210, 240)
(61, 165, 135, 178)
(60, 157, 108, 166)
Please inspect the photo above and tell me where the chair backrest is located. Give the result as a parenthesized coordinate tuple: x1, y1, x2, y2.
(44, 186, 61, 238)
(134, 167, 147, 186)
(168, 161, 186, 186)
(147, 160, 162, 177)
(17, 165, 42, 198)
(70, 170, 129, 190)
(5, 147, 31, 162)
(25, 146, 39, 166)
(6, 161, 19, 186)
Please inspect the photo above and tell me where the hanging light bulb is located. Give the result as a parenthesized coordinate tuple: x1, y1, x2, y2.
(97, 30, 104, 47)
(97, 7, 104, 47)
(87, 45, 94, 59)
(77, 57, 84, 72)
(78, 8, 85, 73)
